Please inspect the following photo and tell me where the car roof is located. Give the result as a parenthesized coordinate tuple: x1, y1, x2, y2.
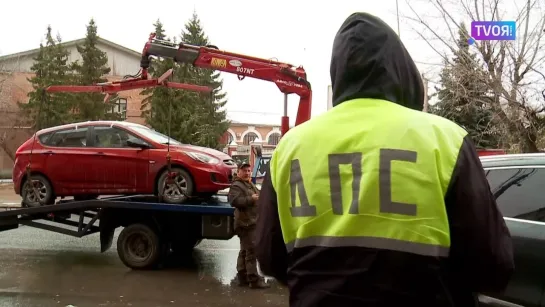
(480, 153, 545, 168)
(36, 120, 148, 135)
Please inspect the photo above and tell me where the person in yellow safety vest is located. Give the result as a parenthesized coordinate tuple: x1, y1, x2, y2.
(254, 12, 514, 307)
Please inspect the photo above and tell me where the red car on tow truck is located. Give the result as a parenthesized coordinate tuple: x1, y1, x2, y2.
(13, 121, 237, 207)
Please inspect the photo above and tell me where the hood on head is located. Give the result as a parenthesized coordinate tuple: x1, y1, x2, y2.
(330, 12, 425, 110)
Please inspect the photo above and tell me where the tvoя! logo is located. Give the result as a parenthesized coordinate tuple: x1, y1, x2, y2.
(468, 21, 516, 45)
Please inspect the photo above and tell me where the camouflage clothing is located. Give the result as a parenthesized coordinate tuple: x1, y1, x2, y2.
(228, 177, 260, 283)
(235, 226, 259, 283)
(228, 177, 259, 230)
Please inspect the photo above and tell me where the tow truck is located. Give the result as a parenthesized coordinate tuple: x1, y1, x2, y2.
(0, 33, 312, 270)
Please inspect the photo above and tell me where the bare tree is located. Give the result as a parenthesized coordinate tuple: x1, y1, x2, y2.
(403, 0, 545, 152)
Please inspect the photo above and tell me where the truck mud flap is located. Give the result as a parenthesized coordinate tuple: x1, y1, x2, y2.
(99, 209, 116, 253)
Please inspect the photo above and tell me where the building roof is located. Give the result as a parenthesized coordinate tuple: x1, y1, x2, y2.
(0, 37, 141, 62)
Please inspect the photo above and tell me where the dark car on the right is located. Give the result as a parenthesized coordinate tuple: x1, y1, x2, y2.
(479, 153, 545, 307)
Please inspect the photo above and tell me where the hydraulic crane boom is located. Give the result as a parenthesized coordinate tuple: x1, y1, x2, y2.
(47, 33, 313, 136)
(140, 33, 312, 135)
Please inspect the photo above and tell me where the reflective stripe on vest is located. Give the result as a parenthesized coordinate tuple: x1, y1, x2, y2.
(270, 98, 467, 257)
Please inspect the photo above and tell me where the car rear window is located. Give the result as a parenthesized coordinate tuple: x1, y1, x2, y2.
(38, 132, 53, 144)
(40, 127, 89, 147)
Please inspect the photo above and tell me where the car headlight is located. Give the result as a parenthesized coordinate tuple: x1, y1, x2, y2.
(186, 152, 220, 165)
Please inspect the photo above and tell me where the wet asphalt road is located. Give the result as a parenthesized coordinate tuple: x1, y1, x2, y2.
(0, 226, 289, 307)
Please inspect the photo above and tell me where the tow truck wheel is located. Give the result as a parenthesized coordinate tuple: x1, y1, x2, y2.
(117, 224, 163, 270)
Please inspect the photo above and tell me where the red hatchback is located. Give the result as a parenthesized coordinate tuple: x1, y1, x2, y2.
(13, 121, 237, 207)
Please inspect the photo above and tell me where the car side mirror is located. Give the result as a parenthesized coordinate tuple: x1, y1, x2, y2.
(127, 139, 150, 149)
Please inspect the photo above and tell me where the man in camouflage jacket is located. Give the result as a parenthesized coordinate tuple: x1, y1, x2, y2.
(228, 163, 269, 289)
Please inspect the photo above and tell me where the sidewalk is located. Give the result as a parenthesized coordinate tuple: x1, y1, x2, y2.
(0, 183, 21, 208)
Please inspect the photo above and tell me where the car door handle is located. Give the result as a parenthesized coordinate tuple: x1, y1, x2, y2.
(42, 151, 54, 155)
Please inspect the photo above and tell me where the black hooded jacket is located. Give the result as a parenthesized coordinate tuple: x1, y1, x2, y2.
(329, 12, 424, 110)
(255, 12, 514, 307)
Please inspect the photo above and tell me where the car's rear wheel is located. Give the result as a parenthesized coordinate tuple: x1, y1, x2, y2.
(21, 174, 54, 207)
(157, 167, 194, 204)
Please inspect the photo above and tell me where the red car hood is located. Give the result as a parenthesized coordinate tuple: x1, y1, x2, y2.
(172, 144, 233, 161)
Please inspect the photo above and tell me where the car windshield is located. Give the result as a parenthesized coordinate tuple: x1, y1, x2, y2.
(130, 126, 182, 145)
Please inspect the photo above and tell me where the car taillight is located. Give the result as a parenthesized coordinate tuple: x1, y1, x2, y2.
(15, 137, 34, 158)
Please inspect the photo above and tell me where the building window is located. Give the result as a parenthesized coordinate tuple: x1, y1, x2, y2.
(243, 132, 258, 145)
(110, 98, 127, 120)
(268, 133, 281, 145)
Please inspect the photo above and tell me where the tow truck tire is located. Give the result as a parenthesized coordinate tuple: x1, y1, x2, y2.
(117, 223, 163, 270)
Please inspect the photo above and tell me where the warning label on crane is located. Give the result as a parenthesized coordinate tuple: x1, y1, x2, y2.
(211, 58, 227, 68)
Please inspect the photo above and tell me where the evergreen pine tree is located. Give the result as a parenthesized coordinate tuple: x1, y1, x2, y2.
(184, 13, 229, 148)
(71, 18, 119, 121)
(20, 26, 74, 130)
(144, 12, 229, 149)
(432, 22, 499, 148)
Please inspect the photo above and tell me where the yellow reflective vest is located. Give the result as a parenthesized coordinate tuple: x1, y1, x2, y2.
(269, 98, 468, 257)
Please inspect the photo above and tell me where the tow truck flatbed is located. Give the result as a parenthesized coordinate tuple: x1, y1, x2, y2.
(0, 194, 235, 270)
(0, 194, 234, 216)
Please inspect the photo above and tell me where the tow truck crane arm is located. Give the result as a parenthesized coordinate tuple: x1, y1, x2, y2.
(47, 33, 313, 135)
(141, 33, 312, 135)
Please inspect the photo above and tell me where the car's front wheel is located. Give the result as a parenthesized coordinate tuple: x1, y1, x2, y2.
(21, 174, 54, 207)
(157, 167, 194, 204)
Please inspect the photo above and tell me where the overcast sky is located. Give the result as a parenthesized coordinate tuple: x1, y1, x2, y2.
(1, 0, 539, 125)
